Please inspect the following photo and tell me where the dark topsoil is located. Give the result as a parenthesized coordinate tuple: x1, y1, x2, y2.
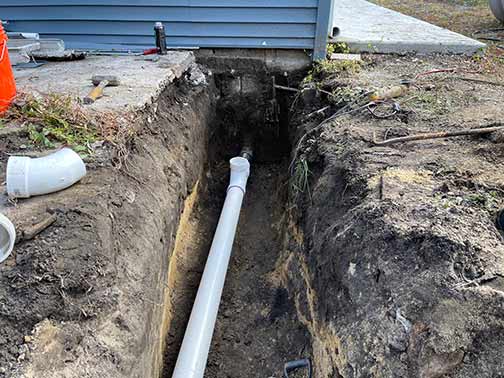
(282, 54, 504, 377)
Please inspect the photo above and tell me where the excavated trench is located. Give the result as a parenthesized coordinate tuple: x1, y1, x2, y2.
(154, 62, 504, 378)
(161, 156, 310, 378)
(158, 70, 311, 378)
(0, 63, 317, 378)
(4, 58, 504, 378)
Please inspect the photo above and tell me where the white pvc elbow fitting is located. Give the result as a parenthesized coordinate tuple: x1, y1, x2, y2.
(0, 213, 15, 263)
(6, 148, 87, 198)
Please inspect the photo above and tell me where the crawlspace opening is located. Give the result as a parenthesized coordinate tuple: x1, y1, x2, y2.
(160, 71, 312, 378)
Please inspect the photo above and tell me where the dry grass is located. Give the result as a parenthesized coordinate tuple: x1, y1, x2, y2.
(290, 157, 312, 203)
(370, 0, 495, 36)
(369, 0, 504, 77)
(2, 92, 124, 154)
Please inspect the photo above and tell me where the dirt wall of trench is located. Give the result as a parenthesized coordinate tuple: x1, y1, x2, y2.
(0, 73, 216, 378)
(281, 70, 504, 378)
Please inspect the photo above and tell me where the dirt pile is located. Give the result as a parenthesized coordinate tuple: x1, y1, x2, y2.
(283, 56, 504, 377)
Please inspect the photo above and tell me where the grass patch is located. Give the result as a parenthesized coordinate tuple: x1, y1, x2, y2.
(303, 59, 362, 84)
(327, 42, 351, 56)
(3, 92, 120, 153)
(369, 0, 495, 37)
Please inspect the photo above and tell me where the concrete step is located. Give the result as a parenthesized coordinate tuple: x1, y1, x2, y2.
(332, 0, 485, 55)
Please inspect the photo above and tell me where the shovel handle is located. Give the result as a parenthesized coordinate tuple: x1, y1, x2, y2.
(83, 80, 109, 105)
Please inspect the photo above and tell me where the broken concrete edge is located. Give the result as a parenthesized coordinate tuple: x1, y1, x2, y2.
(335, 38, 487, 56)
(147, 53, 195, 108)
(82, 53, 196, 114)
(109, 54, 199, 142)
(12, 52, 197, 116)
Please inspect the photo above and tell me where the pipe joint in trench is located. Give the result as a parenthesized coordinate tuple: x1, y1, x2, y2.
(228, 156, 250, 194)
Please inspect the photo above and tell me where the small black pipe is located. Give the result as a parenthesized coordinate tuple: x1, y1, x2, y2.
(240, 130, 254, 161)
(240, 147, 253, 161)
(284, 359, 312, 378)
(496, 208, 504, 231)
(154, 22, 167, 55)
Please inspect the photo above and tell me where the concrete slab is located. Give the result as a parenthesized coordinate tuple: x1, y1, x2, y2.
(8, 40, 40, 65)
(13, 51, 195, 113)
(32, 38, 65, 58)
(195, 48, 311, 72)
(332, 0, 486, 55)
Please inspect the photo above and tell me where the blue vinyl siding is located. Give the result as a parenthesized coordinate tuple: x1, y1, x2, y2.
(0, 0, 332, 58)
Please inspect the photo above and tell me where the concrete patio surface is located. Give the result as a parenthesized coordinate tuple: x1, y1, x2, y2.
(13, 51, 195, 112)
(332, 0, 486, 55)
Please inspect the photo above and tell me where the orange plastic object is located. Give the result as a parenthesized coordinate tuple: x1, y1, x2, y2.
(0, 22, 16, 115)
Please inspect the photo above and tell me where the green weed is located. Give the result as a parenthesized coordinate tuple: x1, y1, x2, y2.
(412, 91, 450, 115)
(303, 60, 361, 84)
(330, 86, 363, 107)
(327, 42, 351, 57)
(291, 157, 312, 202)
(28, 125, 55, 148)
(464, 191, 501, 210)
(4, 93, 100, 152)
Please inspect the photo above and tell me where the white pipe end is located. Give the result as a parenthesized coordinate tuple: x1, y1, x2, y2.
(228, 157, 250, 193)
(7, 148, 87, 198)
(0, 213, 15, 263)
(6, 156, 30, 198)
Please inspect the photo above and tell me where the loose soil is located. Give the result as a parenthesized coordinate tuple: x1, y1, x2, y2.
(284, 53, 504, 377)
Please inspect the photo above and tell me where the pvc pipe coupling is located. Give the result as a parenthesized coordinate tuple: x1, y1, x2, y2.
(7, 148, 87, 198)
(228, 157, 250, 194)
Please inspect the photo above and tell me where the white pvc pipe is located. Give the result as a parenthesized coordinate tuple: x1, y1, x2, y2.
(6, 148, 86, 198)
(0, 213, 15, 263)
(172, 157, 250, 378)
